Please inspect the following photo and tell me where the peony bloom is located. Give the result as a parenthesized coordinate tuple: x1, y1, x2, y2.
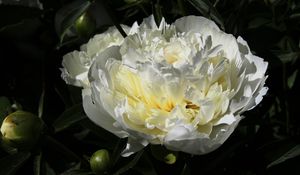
(61, 25, 130, 88)
(61, 15, 268, 156)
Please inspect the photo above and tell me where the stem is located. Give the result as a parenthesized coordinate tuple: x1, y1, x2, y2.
(213, 0, 220, 7)
(139, 4, 149, 16)
(101, 0, 127, 38)
(282, 63, 290, 134)
(44, 136, 90, 167)
(177, 0, 186, 16)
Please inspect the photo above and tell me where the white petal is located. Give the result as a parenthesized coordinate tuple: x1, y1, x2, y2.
(82, 88, 127, 138)
(242, 85, 268, 112)
(175, 16, 239, 60)
(88, 46, 122, 88)
(237, 36, 250, 55)
(164, 115, 241, 155)
(247, 55, 268, 81)
(243, 85, 252, 97)
(61, 51, 90, 87)
(83, 26, 127, 57)
(140, 15, 160, 30)
(121, 137, 148, 157)
(213, 114, 236, 125)
(174, 15, 220, 33)
(129, 21, 139, 34)
(164, 124, 194, 141)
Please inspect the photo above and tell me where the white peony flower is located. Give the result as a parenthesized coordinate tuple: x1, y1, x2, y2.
(61, 25, 131, 88)
(62, 15, 268, 156)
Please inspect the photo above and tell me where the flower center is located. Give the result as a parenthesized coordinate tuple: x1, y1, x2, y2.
(114, 65, 179, 113)
(185, 101, 200, 110)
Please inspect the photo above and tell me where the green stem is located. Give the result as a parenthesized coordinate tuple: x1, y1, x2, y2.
(44, 136, 89, 167)
(101, 0, 127, 38)
(282, 63, 290, 134)
(139, 4, 149, 16)
(177, 0, 186, 16)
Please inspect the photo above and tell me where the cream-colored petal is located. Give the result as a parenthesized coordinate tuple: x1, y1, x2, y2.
(61, 51, 90, 87)
(121, 137, 148, 157)
(174, 15, 220, 33)
(82, 88, 128, 138)
(164, 115, 241, 155)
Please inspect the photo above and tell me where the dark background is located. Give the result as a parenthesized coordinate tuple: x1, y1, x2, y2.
(0, 0, 300, 174)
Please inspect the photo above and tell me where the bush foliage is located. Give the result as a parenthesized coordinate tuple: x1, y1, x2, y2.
(0, 0, 299, 174)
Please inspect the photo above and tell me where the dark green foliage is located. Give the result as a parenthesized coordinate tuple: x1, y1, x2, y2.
(0, 0, 299, 174)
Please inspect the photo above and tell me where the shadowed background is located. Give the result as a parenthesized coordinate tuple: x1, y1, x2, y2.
(0, 0, 299, 174)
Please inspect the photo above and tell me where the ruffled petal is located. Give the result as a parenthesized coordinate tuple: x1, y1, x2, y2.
(82, 88, 128, 138)
(164, 115, 241, 155)
(61, 51, 90, 88)
(121, 137, 148, 157)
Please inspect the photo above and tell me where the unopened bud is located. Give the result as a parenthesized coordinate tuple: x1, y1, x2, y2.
(0, 111, 43, 151)
(90, 149, 110, 174)
(75, 12, 96, 37)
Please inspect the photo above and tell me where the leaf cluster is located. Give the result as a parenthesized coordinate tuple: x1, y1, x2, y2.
(0, 0, 300, 174)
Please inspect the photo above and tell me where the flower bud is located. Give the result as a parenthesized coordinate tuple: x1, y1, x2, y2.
(0, 111, 43, 151)
(164, 153, 177, 164)
(151, 145, 177, 165)
(90, 149, 110, 174)
(75, 12, 96, 37)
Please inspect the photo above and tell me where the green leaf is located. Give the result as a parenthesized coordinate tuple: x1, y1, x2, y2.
(43, 136, 83, 164)
(276, 51, 300, 64)
(248, 17, 271, 29)
(44, 162, 56, 175)
(288, 69, 298, 89)
(290, 13, 300, 20)
(134, 153, 158, 175)
(124, 8, 140, 19)
(0, 0, 43, 9)
(61, 169, 94, 175)
(61, 163, 93, 175)
(33, 152, 42, 175)
(54, 85, 72, 107)
(112, 150, 144, 175)
(153, 1, 163, 27)
(80, 118, 118, 142)
(116, 0, 143, 11)
(53, 103, 86, 133)
(267, 144, 300, 168)
(33, 154, 56, 175)
(0, 96, 11, 123)
(0, 5, 41, 32)
(187, 0, 224, 30)
(38, 86, 45, 118)
(111, 138, 127, 166)
(180, 163, 191, 175)
(55, 0, 91, 43)
(0, 152, 31, 175)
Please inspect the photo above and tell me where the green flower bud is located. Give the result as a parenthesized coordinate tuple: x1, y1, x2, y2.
(0, 111, 43, 151)
(75, 12, 96, 37)
(90, 149, 110, 174)
(151, 145, 178, 165)
(164, 153, 176, 164)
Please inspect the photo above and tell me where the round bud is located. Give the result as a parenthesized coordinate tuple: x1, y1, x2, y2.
(0, 110, 43, 151)
(90, 149, 110, 174)
(151, 145, 178, 165)
(75, 12, 96, 37)
(164, 153, 177, 164)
